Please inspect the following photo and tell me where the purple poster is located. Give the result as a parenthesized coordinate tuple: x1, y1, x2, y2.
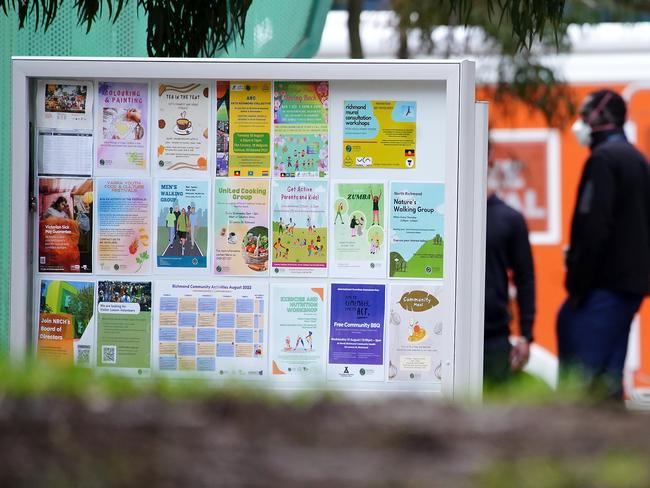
(327, 283, 386, 381)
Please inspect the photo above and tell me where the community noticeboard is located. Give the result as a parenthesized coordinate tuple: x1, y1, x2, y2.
(11, 58, 485, 399)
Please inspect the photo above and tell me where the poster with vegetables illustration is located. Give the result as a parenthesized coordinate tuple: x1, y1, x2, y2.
(97, 178, 152, 274)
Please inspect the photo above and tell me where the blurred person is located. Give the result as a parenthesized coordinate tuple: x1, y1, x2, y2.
(558, 89, 650, 400)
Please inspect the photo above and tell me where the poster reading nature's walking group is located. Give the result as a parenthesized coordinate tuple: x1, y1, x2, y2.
(271, 179, 328, 276)
(343, 100, 416, 169)
(97, 178, 151, 274)
(389, 182, 444, 278)
(96, 82, 148, 173)
(155, 281, 267, 377)
(273, 81, 329, 178)
(157, 83, 210, 173)
(214, 179, 270, 275)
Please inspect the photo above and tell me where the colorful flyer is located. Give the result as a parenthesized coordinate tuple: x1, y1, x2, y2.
(154, 281, 267, 377)
(216, 80, 272, 177)
(269, 285, 326, 381)
(96, 281, 152, 374)
(389, 182, 444, 278)
(97, 178, 152, 274)
(156, 180, 209, 270)
(38, 279, 95, 365)
(327, 283, 386, 381)
(271, 179, 328, 276)
(96, 82, 149, 173)
(342, 100, 416, 169)
(214, 179, 270, 276)
(273, 81, 328, 178)
(38, 177, 93, 273)
(388, 284, 443, 383)
(330, 181, 386, 278)
(156, 82, 210, 173)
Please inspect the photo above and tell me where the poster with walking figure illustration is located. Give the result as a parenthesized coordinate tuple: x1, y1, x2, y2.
(329, 181, 386, 278)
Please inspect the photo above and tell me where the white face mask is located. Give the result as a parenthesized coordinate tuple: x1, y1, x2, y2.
(572, 119, 592, 146)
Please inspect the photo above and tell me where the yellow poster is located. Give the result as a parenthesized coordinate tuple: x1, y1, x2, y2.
(342, 100, 416, 170)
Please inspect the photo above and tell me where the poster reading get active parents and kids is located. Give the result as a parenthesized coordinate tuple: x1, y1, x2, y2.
(34, 77, 448, 388)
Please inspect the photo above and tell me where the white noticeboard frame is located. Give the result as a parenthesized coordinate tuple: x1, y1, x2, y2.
(11, 57, 485, 400)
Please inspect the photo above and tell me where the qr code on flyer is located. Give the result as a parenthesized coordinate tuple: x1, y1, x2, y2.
(102, 345, 117, 364)
(77, 345, 90, 364)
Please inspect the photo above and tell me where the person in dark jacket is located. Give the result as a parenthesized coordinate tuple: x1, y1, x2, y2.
(484, 144, 536, 385)
(558, 89, 650, 400)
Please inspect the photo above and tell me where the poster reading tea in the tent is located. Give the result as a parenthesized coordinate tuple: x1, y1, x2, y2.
(96, 281, 152, 374)
(214, 179, 270, 276)
(156, 180, 209, 270)
(388, 284, 442, 383)
(38, 177, 93, 273)
(328, 283, 386, 381)
(97, 178, 152, 274)
(271, 179, 328, 277)
(216, 81, 272, 177)
(38, 279, 95, 365)
(273, 81, 328, 178)
(270, 285, 326, 380)
(155, 281, 267, 377)
(156, 82, 210, 173)
(343, 100, 416, 169)
(96, 82, 148, 173)
(389, 182, 444, 278)
(330, 181, 386, 278)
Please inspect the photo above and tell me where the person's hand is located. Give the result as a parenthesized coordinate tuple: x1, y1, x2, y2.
(510, 338, 530, 371)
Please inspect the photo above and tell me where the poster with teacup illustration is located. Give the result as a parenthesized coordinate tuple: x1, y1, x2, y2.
(96, 82, 149, 174)
(156, 82, 210, 174)
(387, 284, 442, 383)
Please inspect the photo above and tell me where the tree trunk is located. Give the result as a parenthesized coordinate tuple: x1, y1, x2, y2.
(347, 0, 364, 59)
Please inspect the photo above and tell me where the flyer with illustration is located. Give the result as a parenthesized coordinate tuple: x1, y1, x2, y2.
(330, 181, 386, 278)
(97, 178, 151, 274)
(156, 82, 210, 173)
(156, 180, 209, 270)
(342, 100, 416, 169)
(214, 179, 270, 276)
(269, 285, 326, 381)
(389, 182, 444, 278)
(154, 281, 267, 377)
(216, 80, 272, 177)
(328, 283, 386, 381)
(271, 179, 328, 277)
(96, 281, 152, 374)
(273, 81, 328, 178)
(38, 279, 95, 365)
(388, 284, 442, 383)
(96, 81, 149, 173)
(38, 177, 93, 273)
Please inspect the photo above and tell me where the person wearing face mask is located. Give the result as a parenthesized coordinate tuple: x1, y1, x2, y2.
(558, 89, 650, 401)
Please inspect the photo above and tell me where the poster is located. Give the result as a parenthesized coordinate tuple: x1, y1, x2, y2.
(214, 179, 270, 276)
(156, 180, 209, 269)
(273, 81, 328, 178)
(269, 285, 326, 380)
(38, 177, 93, 273)
(96, 82, 149, 173)
(38, 279, 95, 365)
(155, 281, 267, 377)
(96, 281, 152, 374)
(97, 178, 152, 274)
(328, 283, 386, 381)
(389, 182, 444, 278)
(271, 179, 328, 276)
(342, 100, 416, 169)
(37, 130, 93, 176)
(388, 284, 442, 382)
(216, 81, 272, 177)
(156, 82, 210, 173)
(330, 181, 386, 278)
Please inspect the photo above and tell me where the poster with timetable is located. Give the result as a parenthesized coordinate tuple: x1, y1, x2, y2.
(155, 281, 267, 377)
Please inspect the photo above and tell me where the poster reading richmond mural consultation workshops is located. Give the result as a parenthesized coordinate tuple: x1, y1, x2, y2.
(328, 283, 386, 381)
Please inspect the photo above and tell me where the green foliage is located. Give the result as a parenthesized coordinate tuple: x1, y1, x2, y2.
(67, 284, 94, 336)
